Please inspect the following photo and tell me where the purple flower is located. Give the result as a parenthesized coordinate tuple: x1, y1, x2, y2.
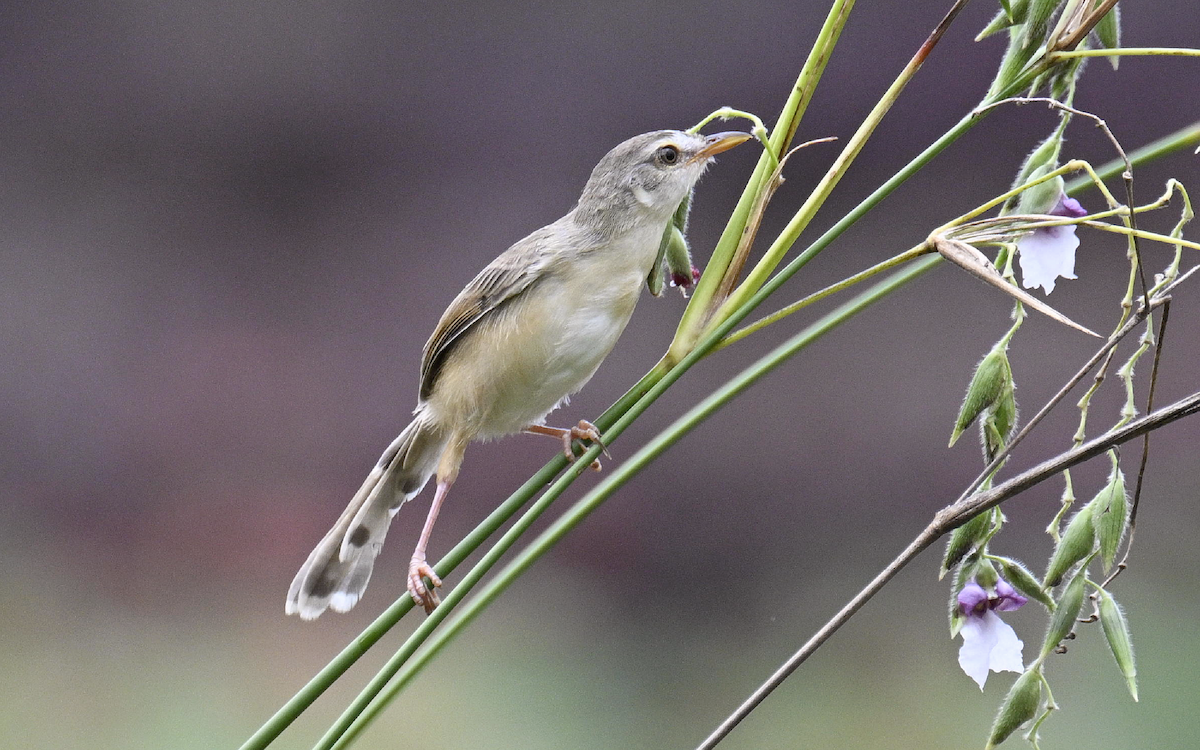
(957, 579, 1027, 689)
(1018, 194, 1087, 295)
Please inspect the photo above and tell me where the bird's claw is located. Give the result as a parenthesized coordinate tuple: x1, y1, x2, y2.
(563, 420, 608, 471)
(408, 557, 442, 614)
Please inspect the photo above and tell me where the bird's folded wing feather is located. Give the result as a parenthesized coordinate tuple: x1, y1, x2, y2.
(419, 230, 563, 400)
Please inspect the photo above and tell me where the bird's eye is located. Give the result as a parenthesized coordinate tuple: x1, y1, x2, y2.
(656, 145, 681, 166)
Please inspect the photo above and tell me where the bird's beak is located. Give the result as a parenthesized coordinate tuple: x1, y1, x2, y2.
(693, 131, 752, 161)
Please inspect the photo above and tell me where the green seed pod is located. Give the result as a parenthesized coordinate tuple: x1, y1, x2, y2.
(986, 668, 1042, 748)
(1041, 565, 1088, 659)
(1043, 503, 1095, 588)
(1097, 588, 1138, 701)
(1091, 468, 1129, 572)
(983, 380, 1019, 463)
(665, 225, 695, 290)
(987, 27, 1040, 104)
(943, 509, 993, 576)
(646, 221, 671, 297)
(950, 344, 1012, 448)
(997, 557, 1055, 609)
(647, 194, 695, 297)
(1003, 128, 1064, 215)
(1095, 5, 1121, 69)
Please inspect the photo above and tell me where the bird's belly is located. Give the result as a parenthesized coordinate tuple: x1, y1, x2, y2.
(425, 267, 644, 439)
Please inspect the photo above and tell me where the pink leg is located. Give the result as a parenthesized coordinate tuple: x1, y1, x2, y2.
(408, 477, 451, 613)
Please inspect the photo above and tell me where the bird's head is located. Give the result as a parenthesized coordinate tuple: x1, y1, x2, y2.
(576, 129, 750, 226)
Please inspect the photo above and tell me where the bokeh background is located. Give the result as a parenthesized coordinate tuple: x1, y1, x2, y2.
(3, 2, 1198, 748)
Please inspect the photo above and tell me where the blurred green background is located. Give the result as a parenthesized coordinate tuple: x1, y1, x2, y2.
(3, 1, 1199, 748)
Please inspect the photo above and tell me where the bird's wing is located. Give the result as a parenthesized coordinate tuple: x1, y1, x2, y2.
(419, 229, 562, 400)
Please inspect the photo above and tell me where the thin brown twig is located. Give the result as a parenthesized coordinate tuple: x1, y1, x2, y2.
(1101, 298, 1172, 588)
(696, 391, 1200, 750)
(949, 295, 1164, 510)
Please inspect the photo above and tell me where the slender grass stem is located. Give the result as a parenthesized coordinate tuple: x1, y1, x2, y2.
(1051, 47, 1200, 59)
(712, 0, 971, 328)
(330, 257, 943, 750)
(670, 0, 856, 357)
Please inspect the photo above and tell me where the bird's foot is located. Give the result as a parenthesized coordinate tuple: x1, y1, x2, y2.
(525, 420, 609, 471)
(408, 556, 442, 614)
(566, 420, 609, 471)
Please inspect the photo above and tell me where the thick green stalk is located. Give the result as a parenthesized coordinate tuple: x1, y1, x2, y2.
(238, 459, 569, 750)
(710, 0, 970, 330)
(669, 0, 856, 360)
(240, 363, 669, 750)
(332, 257, 943, 749)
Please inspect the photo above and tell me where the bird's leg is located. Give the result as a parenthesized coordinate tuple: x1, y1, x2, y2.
(525, 420, 608, 471)
(408, 437, 467, 614)
(407, 477, 448, 613)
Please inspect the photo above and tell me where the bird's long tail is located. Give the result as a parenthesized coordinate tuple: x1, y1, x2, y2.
(286, 417, 446, 620)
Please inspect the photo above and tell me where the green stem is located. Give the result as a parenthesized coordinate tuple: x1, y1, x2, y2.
(331, 257, 942, 749)
(239, 361, 670, 750)
(711, 0, 970, 330)
(669, 0, 856, 359)
(717, 244, 929, 349)
(1051, 47, 1200, 59)
(238, 460, 568, 750)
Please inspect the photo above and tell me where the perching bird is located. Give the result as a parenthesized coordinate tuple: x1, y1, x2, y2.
(286, 128, 749, 619)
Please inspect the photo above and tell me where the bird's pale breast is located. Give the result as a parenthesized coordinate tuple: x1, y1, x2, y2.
(422, 223, 660, 439)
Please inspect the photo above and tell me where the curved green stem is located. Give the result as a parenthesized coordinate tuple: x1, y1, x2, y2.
(669, 0, 856, 358)
(1051, 47, 1200, 59)
(330, 257, 942, 749)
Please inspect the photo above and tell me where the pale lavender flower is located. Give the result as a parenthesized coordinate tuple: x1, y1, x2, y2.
(1018, 194, 1087, 294)
(957, 579, 1027, 689)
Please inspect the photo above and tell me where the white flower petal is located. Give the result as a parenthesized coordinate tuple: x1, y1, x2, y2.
(1019, 226, 1079, 294)
(958, 611, 1025, 689)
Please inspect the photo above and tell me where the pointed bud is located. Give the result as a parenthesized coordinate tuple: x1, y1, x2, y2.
(1004, 128, 1064, 216)
(950, 344, 1012, 448)
(647, 193, 694, 298)
(1043, 504, 1096, 588)
(996, 557, 1055, 609)
(1094, 5, 1121, 69)
(986, 668, 1042, 748)
(984, 380, 1019, 463)
(988, 28, 1041, 101)
(943, 510, 993, 576)
(647, 223, 670, 297)
(1097, 588, 1138, 701)
(977, 0, 1029, 40)
(1041, 565, 1088, 659)
(1090, 468, 1129, 572)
